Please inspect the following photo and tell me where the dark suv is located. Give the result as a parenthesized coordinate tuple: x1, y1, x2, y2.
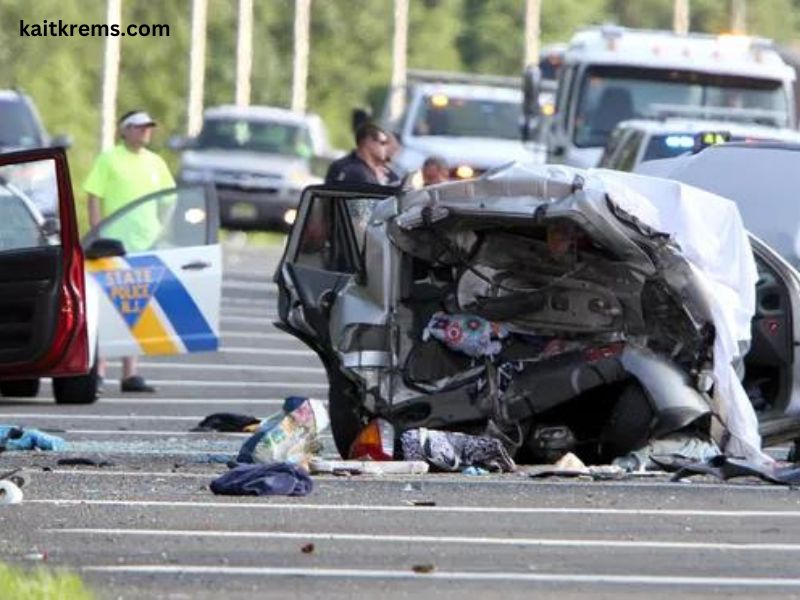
(0, 90, 70, 152)
(0, 90, 71, 216)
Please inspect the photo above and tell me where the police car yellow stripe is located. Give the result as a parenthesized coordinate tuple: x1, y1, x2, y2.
(89, 253, 216, 356)
(130, 304, 180, 355)
(86, 257, 124, 273)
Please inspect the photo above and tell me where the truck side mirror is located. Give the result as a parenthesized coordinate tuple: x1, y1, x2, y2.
(521, 65, 542, 142)
(522, 65, 542, 119)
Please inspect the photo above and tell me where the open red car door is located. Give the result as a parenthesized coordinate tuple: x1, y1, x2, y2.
(0, 148, 88, 379)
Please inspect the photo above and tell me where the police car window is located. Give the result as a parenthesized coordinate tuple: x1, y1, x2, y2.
(94, 186, 209, 254)
(0, 159, 58, 251)
(295, 196, 354, 272)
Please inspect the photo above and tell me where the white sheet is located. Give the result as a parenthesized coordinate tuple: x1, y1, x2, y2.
(589, 169, 766, 463)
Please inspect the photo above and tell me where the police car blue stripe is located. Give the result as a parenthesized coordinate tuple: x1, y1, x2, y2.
(125, 255, 218, 352)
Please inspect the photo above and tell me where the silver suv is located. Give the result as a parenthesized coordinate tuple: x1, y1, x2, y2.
(276, 164, 800, 463)
(176, 105, 337, 230)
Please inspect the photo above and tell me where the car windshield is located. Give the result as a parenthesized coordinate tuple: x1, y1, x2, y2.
(0, 99, 43, 148)
(412, 95, 521, 139)
(195, 118, 313, 157)
(574, 66, 789, 148)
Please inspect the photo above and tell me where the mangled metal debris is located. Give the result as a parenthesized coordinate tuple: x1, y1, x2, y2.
(276, 162, 778, 471)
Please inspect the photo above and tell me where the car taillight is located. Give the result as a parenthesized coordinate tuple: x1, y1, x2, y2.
(349, 418, 395, 461)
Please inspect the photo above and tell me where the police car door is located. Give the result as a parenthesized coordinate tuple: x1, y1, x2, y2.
(83, 185, 221, 358)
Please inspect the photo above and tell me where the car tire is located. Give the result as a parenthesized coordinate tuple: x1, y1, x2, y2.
(0, 379, 41, 397)
(53, 352, 99, 405)
(328, 370, 365, 459)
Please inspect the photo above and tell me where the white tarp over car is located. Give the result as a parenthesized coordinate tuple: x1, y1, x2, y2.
(636, 144, 800, 270)
(590, 168, 764, 462)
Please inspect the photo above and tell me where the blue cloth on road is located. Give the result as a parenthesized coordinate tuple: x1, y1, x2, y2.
(0, 425, 66, 451)
(210, 462, 313, 496)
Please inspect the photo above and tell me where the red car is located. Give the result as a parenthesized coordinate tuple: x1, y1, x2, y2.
(0, 147, 89, 392)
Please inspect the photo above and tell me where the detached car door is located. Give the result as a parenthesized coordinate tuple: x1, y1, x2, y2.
(83, 185, 221, 358)
(275, 184, 395, 356)
(0, 149, 88, 378)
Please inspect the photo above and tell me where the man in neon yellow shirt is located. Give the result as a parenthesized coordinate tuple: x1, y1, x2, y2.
(84, 110, 175, 393)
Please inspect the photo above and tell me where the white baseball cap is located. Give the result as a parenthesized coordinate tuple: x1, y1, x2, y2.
(119, 111, 156, 128)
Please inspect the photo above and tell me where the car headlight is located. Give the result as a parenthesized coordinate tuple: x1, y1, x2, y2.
(180, 168, 209, 183)
(454, 165, 475, 179)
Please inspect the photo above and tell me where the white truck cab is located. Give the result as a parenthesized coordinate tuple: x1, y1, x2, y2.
(523, 26, 797, 168)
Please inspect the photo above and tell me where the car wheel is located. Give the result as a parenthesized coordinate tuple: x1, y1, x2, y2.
(0, 379, 40, 397)
(328, 370, 365, 458)
(53, 352, 99, 405)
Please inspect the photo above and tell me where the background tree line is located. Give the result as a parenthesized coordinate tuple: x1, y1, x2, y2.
(0, 0, 798, 230)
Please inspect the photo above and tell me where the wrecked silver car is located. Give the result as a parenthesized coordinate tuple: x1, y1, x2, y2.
(275, 164, 800, 465)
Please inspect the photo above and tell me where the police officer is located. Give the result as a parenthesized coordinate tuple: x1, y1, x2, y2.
(326, 122, 390, 185)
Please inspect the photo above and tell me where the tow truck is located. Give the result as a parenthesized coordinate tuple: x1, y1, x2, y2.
(522, 26, 797, 168)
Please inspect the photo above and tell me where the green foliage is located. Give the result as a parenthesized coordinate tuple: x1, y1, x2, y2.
(0, 562, 94, 600)
(0, 0, 799, 231)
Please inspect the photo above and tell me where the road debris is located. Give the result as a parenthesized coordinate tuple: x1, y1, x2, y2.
(0, 480, 23, 505)
(401, 428, 515, 472)
(653, 454, 800, 485)
(412, 564, 436, 574)
(0, 425, 66, 452)
(300, 543, 315, 554)
(462, 466, 489, 476)
(56, 457, 115, 468)
(191, 412, 261, 433)
(612, 433, 721, 472)
(309, 459, 429, 476)
(236, 397, 329, 469)
(406, 500, 436, 507)
(210, 462, 313, 497)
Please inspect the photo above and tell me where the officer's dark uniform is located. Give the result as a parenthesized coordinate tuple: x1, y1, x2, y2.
(325, 151, 382, 185)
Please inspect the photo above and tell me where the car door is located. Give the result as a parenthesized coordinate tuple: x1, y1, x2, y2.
(83, 184, 221, 358)
(275, 185, 395, 357)
(0, 148, 88, 378)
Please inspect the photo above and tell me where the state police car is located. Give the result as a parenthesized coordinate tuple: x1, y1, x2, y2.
(0, 149, 222, 404)
(598, 118, 800, 172)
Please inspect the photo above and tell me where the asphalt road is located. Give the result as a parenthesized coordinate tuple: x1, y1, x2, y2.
(2, 236, 800, 600)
